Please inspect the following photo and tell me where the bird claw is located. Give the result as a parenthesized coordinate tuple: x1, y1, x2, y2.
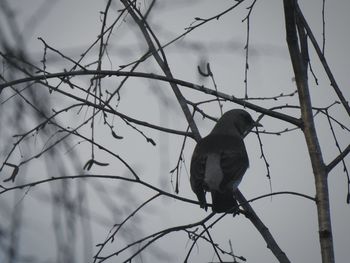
(231, 206, 241, 217)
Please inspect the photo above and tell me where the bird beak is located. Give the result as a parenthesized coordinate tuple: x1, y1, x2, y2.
(244, 122, 262, 137)
(253, 122, 263, 127)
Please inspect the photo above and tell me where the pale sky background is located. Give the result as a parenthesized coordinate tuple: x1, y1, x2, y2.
(0, 0, 349, 262)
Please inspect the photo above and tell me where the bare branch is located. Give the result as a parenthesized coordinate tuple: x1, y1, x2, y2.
(235, 190, 291, 263)
(0, 69, 302, 127)
(327, 144, 350, 173)
(295, 4, 350, 117)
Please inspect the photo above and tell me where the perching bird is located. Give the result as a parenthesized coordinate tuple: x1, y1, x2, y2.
(190, 109, 261, 213)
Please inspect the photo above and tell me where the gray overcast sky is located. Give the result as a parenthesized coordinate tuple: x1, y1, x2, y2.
(1, 0, 349, 262)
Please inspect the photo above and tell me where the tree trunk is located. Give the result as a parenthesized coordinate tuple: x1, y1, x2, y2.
(283, 1, 335, 262)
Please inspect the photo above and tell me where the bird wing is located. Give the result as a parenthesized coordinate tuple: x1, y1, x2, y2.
(190, 134, 249, 210)
(191, 134, 248, 187)
(219, 149, 249, 192)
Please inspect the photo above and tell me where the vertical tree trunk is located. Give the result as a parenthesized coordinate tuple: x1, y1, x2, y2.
(283, 1, 335, 262)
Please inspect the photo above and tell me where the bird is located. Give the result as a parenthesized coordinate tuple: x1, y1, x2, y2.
(190, 109, 261, 213)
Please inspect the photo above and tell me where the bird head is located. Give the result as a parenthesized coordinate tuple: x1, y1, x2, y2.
(211, 109, 262, 137)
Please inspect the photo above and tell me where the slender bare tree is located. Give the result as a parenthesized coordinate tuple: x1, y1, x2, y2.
(0, 1, 348, 262)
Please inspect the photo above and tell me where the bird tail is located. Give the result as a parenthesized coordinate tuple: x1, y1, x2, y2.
(211, 191, 238, 213)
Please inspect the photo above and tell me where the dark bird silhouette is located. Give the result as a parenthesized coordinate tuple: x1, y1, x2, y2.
(190, 109, 261, 213)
